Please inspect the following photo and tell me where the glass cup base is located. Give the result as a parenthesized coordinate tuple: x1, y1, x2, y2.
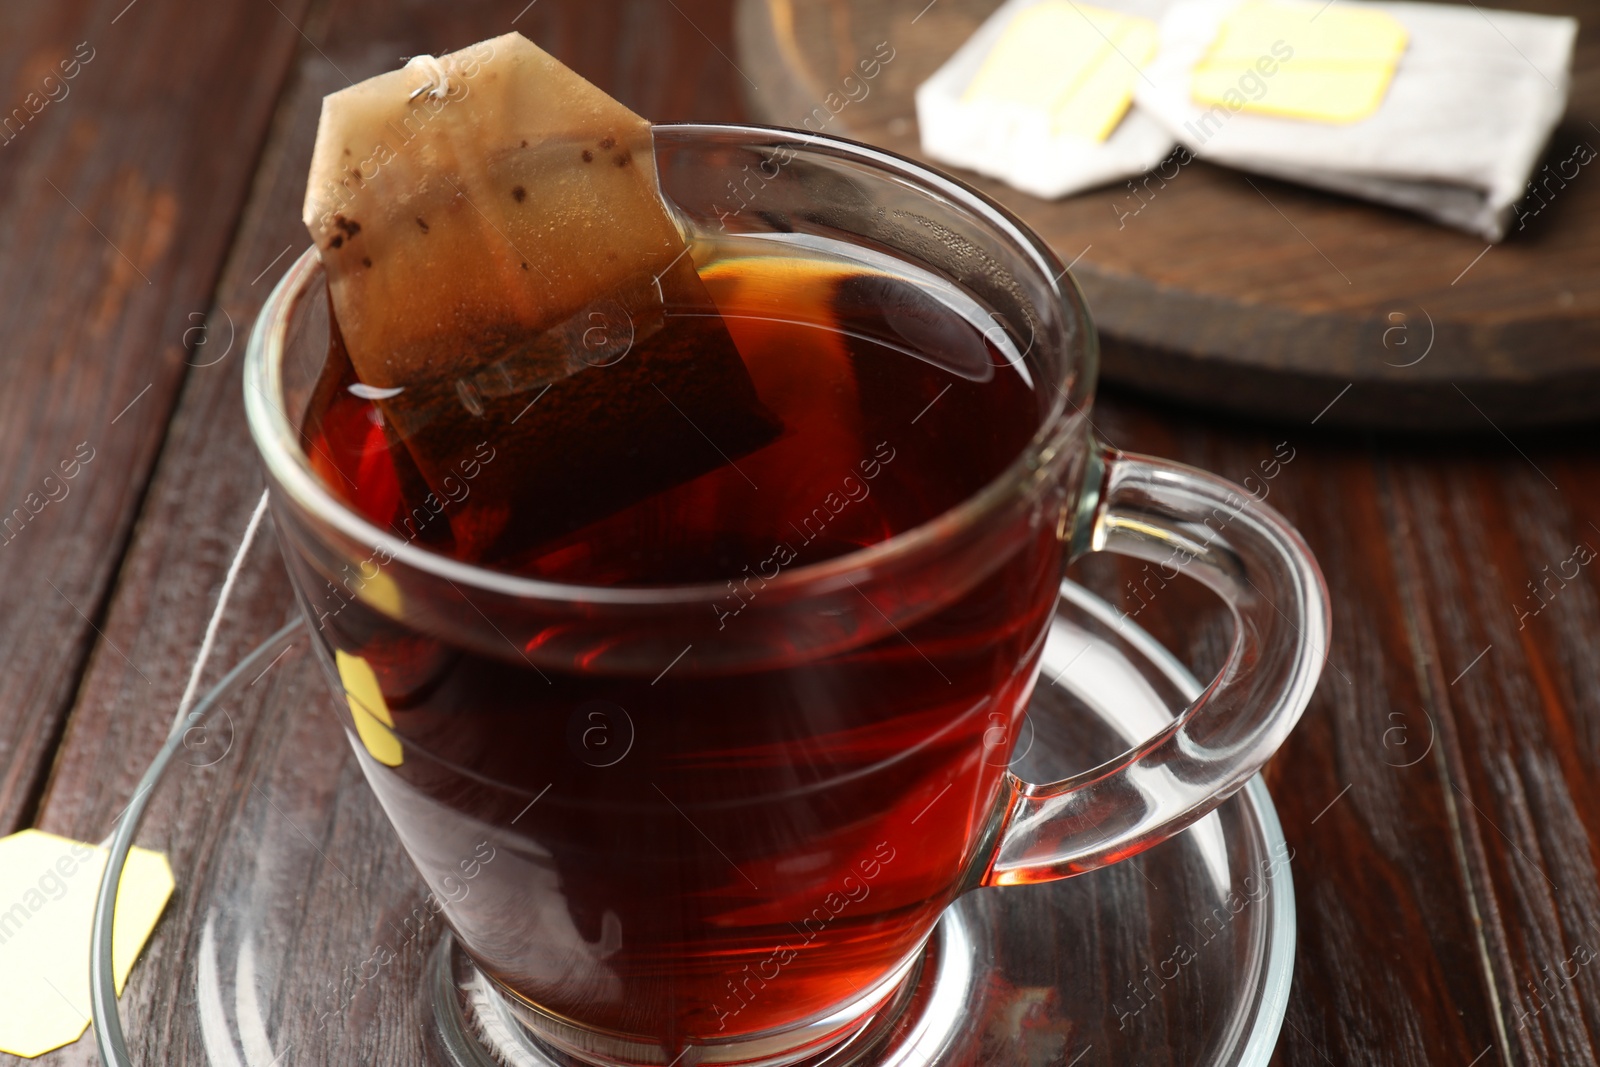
(429, 926, 946, 1067)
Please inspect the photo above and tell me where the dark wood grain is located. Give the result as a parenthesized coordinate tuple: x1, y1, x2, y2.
(735, 0, 1600, 428)
(0, 0, 313, 837)
(1383, 443, 1600, 1065)
(6, 0, 1600, 1065)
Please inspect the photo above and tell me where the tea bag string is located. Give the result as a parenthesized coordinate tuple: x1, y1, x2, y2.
(406, 54, 454, 101)
(173, 489, 271, 727)
(99, 489, 271, 847)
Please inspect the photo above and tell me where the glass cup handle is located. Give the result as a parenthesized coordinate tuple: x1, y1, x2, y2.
(982, 444, 1330, 886)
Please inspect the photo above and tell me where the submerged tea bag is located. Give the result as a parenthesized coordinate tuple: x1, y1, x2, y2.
(304, 34, 777, 560)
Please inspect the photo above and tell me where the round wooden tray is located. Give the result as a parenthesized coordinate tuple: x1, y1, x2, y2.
(734, 0, 1600, 429)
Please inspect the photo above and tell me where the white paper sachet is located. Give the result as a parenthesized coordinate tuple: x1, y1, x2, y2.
(915, 0, 1178, 199)
(1134, 0, 1577, 240)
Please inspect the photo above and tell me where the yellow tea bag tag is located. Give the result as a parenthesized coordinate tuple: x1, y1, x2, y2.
(963, 2, 1158, 142)
(354, 567, 404, 620)
(0, 830, 174, 1057)
(335, 649, 404, 767)
(1192, 0, 1408, 123)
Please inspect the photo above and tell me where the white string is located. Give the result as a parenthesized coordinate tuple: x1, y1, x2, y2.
(172, 490, 270, 730)
(404, 54, 453, 100)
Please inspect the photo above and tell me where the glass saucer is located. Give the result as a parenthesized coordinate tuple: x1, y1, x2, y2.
(92, 580, 1294, 1066)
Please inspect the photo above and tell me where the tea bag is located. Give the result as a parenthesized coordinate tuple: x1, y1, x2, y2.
(915, 0, 1178, 199)
(303, 33, 778, 560)
(1133, 0, 1578, 240)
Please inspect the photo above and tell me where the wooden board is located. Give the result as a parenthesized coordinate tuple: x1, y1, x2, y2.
(734, 0, 1600, 429)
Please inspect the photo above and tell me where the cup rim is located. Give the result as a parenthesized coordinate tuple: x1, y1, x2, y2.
(244, 121, 1098, 607)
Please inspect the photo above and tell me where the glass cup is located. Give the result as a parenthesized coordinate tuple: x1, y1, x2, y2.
(245, 123, 1329, 1067)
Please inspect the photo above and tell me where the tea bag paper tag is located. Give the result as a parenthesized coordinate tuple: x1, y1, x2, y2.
(1191, 0, 1408, 123)
(0, 829, 174, 1058)
(962, 2, 1159, 142)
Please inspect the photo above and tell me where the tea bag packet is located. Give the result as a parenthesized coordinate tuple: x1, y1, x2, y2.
(304, 34, 778, 560)
(1133, 0, 1578, 240)
(915, 0, 1178, 199)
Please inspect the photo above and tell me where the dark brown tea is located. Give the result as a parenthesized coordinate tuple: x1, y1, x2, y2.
(297, 230, 1062, 1050)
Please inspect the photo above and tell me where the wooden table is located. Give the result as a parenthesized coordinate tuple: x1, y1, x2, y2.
(1, 1, 1594, 1064)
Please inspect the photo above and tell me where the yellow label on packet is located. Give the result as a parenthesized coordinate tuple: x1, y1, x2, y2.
(963, 2, 1158, 142)
(335, 649, 404, 767)
(0, 830, 174, 1058)
(1191, 0, 1408, 124)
